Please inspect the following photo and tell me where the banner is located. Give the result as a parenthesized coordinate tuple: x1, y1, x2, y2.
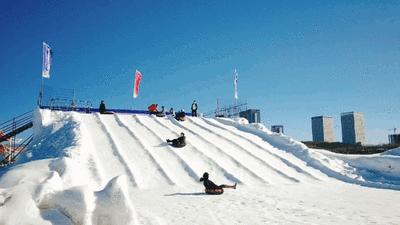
(234, 69, 238, 100)
(133, 69, 142, 98)
(42, 42, 52, 78)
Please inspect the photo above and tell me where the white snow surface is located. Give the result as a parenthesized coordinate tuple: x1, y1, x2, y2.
(0, 110, 399, 225)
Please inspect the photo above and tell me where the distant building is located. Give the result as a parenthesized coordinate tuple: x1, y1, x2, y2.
(239, 109, 260, 123)
(389, 134, 400, 145)
(311, 116, 334, 142)
(341, 112, 365, 145)
(271, 125, 284, 134)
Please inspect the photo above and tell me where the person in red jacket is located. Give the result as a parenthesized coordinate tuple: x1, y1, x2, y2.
(148, 104, 158, 114)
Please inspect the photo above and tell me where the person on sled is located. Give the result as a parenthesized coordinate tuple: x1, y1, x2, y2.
(175, 109, 186, 121)
(166, 132, 186, 148)
(200, 172, 236, 195)
(156, 106, 166, 117)
(169, 107, 175, 117)
(148, 104, 158, 115)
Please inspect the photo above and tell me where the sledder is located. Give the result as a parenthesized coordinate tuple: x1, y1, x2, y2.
(199, 172, 236, 195)
(175, 109, 186, 121)
(166, 132, 186, 148)
(156, 106, 166, 117)
(148, 104, 158, 115)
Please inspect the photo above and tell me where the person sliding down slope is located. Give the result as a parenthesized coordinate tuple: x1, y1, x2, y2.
(166, 132, 186, 148)
(200, 172, 237, 195)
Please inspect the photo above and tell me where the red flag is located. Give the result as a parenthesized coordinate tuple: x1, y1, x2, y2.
(133, 70, 142, 98)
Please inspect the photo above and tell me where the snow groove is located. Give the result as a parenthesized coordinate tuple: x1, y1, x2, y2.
(95, 114, 138, 187)
(187, 117, 300, 183)
(167, 116, 269, 185)
(114, 114, 175, 186)
(205, 118, 326, 180)
(133, 115, 199, 184)
(150, 116, 242, 184)
(79, 114, 106, 187)
(82, 115, 133, 186)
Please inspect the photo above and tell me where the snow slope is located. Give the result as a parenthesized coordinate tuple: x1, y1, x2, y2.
(0, 110, 399, 225)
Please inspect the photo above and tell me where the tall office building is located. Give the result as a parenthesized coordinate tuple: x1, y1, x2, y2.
(311, 116, 334, 142)
(389, 134, 400, 145)
(239, 109, 261, 123)
(341, 112, 365, 145)
(271, 125, 284, 134)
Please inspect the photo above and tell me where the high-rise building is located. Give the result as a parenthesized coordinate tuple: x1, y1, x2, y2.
(311, 116, 334, 142)
(341, 112, 365, 145)
(239, 109, 260, 123)
(271, 125, 284, 134)
(389, 134, 400, 145)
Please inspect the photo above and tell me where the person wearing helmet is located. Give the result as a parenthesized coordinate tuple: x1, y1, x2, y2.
(166, 132, 186, 148)
(199, 172, 237, 194)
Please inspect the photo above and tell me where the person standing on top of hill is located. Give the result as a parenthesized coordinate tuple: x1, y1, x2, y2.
(200, 172, 236, 194)
(99, 100, 106, 114)
(191, 100, 198, 117)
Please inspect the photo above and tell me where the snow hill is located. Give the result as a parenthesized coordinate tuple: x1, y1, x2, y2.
(0, 110, 399, 225)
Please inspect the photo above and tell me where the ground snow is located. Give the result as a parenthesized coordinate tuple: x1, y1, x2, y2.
(0, 110, 399, 225)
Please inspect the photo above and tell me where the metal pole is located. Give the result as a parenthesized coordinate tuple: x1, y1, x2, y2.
(39, 76, 44, 107)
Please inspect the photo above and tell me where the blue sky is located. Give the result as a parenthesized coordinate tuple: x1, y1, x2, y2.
(0, 0, 399, 144)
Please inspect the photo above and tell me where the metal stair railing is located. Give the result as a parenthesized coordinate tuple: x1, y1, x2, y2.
(0, 134, 33, 167)
(0, 111, 33, 143)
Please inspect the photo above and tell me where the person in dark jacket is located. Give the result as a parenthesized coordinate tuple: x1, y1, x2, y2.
(175, 109, 186, 121)
(200, 172, 236, 194)
(99, 100, 106, 114)
(169, 107, 175, 117)
(166, 132, 186, 148)
(156, 106, 165, 117)
(191, 100, 198, 117)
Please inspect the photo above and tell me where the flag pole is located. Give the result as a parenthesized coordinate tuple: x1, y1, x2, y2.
(40, 75, 44, 107)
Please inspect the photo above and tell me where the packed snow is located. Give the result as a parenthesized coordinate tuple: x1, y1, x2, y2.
(0, 109, 399, 225)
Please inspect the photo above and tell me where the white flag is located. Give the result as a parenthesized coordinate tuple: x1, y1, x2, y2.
(42, 42, 52, 78)
(234, 69, 238, 100)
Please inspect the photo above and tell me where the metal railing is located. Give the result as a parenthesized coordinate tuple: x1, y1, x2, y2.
(0, 111, 33, 143)
(0, 134, 33, 167)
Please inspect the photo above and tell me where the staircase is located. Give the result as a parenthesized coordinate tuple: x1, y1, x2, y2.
(0, 111, 34, 167)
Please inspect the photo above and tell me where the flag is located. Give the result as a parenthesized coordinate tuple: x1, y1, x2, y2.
(133, 69, 142, 98)
(42, 42, 52, 78)
(234, 69, 238, 100)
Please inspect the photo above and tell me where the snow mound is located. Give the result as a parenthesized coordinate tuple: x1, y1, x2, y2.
(0, 109, 399, 224)
(382, 147, 400, 156)
(92, 175, 138, 225)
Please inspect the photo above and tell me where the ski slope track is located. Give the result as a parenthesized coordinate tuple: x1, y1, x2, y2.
(0, 110, 399, 225)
